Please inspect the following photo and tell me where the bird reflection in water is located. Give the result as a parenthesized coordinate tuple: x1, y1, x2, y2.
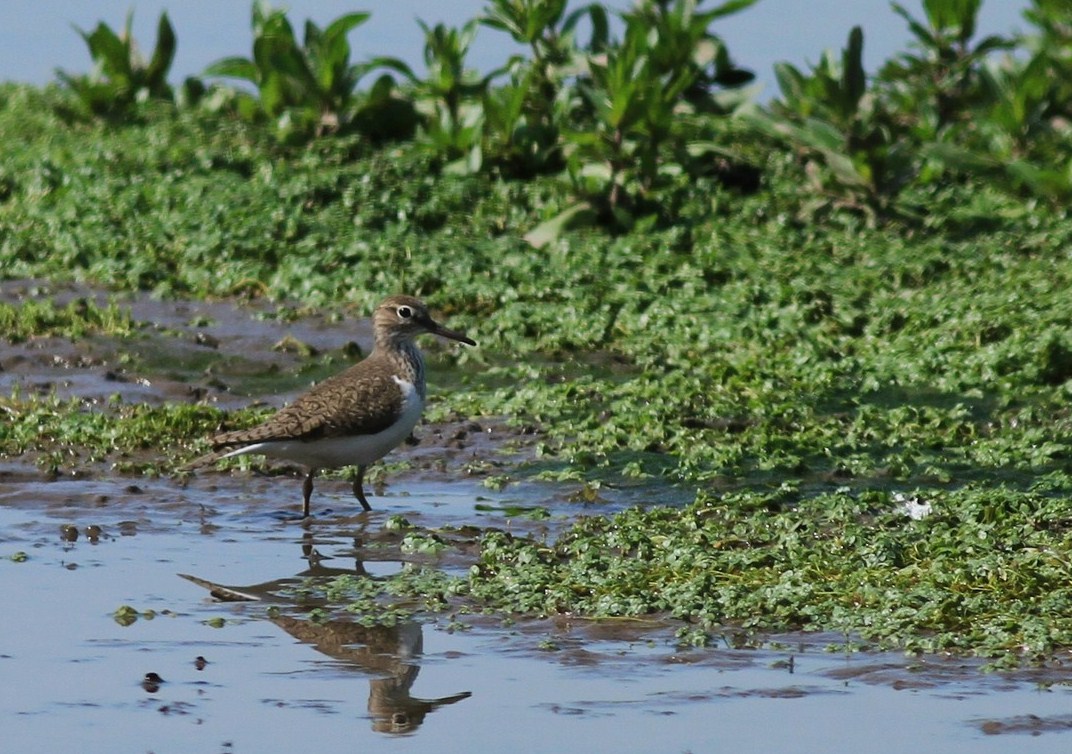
(272, 614, 470, 732)
(180, 532, 471, 733)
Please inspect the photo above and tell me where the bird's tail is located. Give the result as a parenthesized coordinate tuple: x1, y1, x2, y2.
(180, 449, 232, 472)
(180, 428, 262, 472)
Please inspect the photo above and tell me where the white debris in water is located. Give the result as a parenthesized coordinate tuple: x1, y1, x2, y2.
(894, 492, 932, 520)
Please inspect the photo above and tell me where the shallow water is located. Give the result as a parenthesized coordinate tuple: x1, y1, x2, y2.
(5, 473, 1072, 754)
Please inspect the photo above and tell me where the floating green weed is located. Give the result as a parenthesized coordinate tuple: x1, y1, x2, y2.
(0, 392, 262, 469)
(0, 298, 137, 342)
(284, 565, 463, 624)
(400, 532, 449, 556)
(467, 486, 1072, 659)
(112, 604, 157, 626)
(221, 486, 1072, 661)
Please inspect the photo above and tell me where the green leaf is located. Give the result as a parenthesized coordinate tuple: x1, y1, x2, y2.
(204, 56, 260, 83)
(523, 201, 597, 248)
(84, 21, 132, 80)
(564, 3, 609, 52)
(773, 61, 806, 106)
(1006, 160, 1072, 198)
(922, 142, 998, 173)
(323, 10, 371, 42)
(685, 141, 745, 161)
(703, 0, 761, 22)
(798, 117, 846, 151)
(362, 56, 417, 83)
(145, 12, 176, 86)
(923, 0, 981, 40)
(320, 12, 370, 78)
(259, 72, 286, 115)
(891, 3, 939, 49)
(973, 34, 1013, 56)
(841, 26, 866, 116)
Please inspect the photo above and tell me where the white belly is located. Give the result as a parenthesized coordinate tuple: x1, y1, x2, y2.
(225, 378, 424, 469)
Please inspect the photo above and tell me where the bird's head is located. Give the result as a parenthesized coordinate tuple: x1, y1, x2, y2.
(374, 295, 476, 348)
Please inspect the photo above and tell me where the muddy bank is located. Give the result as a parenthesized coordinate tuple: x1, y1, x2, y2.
(1, 279, 551, 493)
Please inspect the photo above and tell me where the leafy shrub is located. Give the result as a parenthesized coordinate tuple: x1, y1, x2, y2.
(205, 2, 414, 143)
(919, 0, 1072, 199)
(880, 0, 1012, 141)
(479, 0, 609, 177)
(407, 20, 501, 172)
(752, 26, 914, 219)
(57, 11, 195, 118)
(46, 0, 1072, 224)
(559, 0, 756, 229)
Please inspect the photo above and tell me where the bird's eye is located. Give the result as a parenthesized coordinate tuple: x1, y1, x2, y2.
(397, 306, 413, 319)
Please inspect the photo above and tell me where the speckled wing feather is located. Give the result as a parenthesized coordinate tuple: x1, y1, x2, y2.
(209, 360, 403, 449)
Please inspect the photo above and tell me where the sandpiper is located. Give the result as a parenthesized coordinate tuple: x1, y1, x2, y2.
(192, 295, 475, 517)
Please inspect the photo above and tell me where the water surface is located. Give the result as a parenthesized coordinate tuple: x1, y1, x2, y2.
(4, 474, 1072, 753)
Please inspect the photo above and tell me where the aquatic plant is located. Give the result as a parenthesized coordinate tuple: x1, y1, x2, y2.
(0, 393, 252, 474)
(0, 298, 136, 343)
(466, 485, 1072, 662)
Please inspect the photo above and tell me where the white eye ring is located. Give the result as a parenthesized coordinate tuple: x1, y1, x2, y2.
(397, 306, 413, 319)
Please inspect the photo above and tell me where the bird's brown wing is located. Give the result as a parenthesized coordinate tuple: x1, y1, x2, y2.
(209, 365, 404, 450)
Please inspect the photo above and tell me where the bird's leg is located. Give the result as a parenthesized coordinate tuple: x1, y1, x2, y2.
(353, 465, 372, 512)
(302, 468, 318, 518)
